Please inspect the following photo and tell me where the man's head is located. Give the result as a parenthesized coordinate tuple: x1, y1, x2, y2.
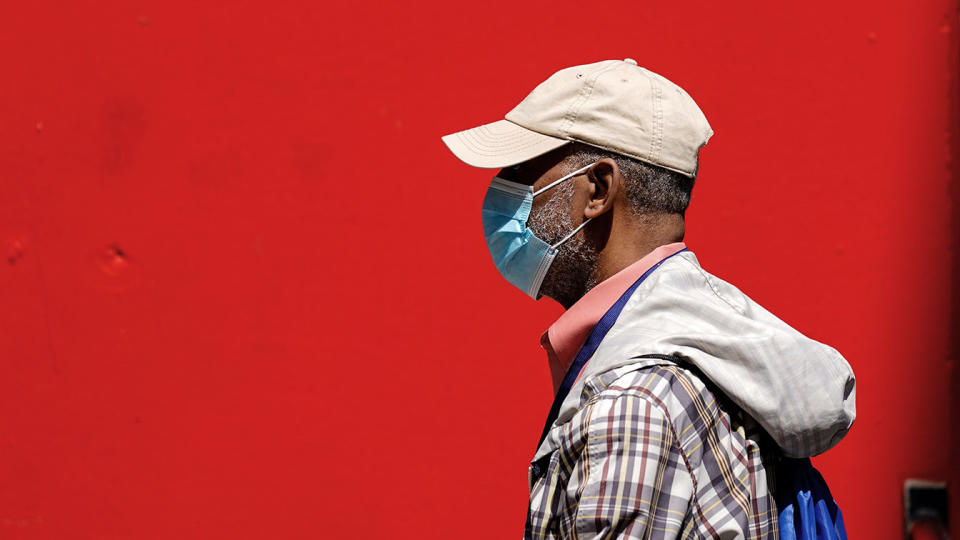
(443, 59, 711, 307)
(497, 141, 692, 307)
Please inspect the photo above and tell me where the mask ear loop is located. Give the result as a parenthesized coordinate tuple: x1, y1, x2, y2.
(549, 217, 593, 251)
(534, 160, 600, 251)
(532, 161, 597, 198)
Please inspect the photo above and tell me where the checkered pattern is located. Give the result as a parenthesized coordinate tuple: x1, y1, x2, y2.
(525, 361, 778, 539)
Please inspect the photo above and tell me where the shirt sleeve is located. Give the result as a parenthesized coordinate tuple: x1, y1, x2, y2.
(572, 390, 695, 539)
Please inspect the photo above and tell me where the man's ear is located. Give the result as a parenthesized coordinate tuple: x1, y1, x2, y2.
(583, 158, 620, 219)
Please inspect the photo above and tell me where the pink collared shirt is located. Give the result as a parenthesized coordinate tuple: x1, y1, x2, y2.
(540, 242, 688, 392)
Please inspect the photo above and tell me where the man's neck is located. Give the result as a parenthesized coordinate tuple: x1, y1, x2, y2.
(549, 214, 685, 310)
(590, 214, 685, 292)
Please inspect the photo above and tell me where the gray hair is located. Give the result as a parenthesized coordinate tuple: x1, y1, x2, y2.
(562, 145, 696, 217)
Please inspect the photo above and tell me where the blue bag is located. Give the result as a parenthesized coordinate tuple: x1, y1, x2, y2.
(775, 457, 847, 540)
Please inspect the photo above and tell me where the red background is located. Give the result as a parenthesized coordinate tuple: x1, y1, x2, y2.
(1, 1, 958, 538)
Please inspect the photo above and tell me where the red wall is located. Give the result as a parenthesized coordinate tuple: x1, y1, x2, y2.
(1, 1, 957, 538)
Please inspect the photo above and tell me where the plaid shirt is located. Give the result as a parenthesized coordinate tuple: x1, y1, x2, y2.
(525, 359, 778, 539)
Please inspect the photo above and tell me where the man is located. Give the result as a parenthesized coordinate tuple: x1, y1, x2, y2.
(441, 59, 856, 539)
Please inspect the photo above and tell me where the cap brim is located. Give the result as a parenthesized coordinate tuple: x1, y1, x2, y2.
(441, 120, 571, 169)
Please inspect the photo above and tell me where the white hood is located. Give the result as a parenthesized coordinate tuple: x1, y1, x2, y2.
(548, 250, 856, 459)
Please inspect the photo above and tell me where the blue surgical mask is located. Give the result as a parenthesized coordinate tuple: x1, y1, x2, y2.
(481, 161, 597, 299)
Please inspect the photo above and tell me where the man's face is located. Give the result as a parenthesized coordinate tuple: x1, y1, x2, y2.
(496, 146, 600, 307)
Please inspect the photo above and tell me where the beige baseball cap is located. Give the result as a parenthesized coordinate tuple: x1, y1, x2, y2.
(441, 58, 713, 178)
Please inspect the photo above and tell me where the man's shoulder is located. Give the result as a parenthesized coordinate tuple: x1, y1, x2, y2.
(585, 361, 720, 414)
(580, 361, 739, 461)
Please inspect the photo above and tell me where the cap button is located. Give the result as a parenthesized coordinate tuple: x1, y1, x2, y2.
(623, 58, 638, 65)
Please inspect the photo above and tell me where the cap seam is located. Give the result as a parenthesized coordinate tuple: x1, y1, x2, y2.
(457, 133, 561, 155)
(647, 75, 664, 163)
(460, 129, 546, 148)
(558, 62, 620, 139)
(501, 118, 570, 142)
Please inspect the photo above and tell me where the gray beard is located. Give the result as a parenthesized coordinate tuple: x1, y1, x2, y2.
(526, 180, 599, 308)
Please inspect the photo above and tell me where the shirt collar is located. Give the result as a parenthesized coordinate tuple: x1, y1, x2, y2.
(540, 242, 688, 392)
